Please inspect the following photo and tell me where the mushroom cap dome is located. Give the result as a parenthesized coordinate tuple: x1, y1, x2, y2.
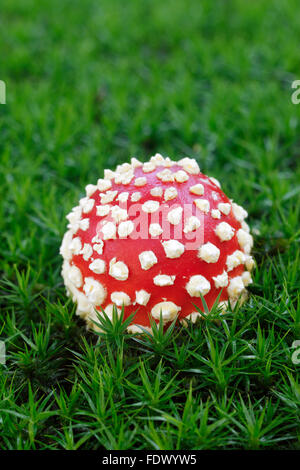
(60, 154, 254, 333)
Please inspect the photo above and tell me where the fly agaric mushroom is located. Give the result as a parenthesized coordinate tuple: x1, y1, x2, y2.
(60, 154, 254, 334)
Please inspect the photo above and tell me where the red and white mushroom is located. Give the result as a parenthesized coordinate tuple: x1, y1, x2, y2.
(60, 154, 254, 334)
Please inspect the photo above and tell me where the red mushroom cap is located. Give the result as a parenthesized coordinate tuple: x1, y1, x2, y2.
(60, 154, 254, 333)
